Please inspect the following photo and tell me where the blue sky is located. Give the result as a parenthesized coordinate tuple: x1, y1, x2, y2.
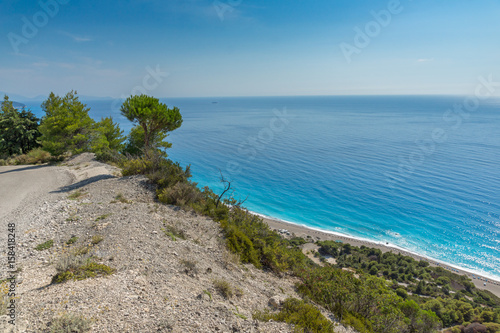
(1, 0, 500, 98)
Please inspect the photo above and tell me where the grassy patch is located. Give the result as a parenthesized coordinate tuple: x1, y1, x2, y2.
(91, 235, 104, 245)
(203, 290, 212, 301)
(49, 314, 91, 333)
(65, 215, 80, 222)
(95, 213, 111, 222)
(161, 223, 186, 241)
(52, 253, 115, 284)
(213, 279, 234, 299)
(35, 239, 54, 251)
(233, 306, 247, 320)
(66, 236, 78, 245)
(68, 190, 87, 200)
(180, 259, 198, 275)
(253, 298, 334, 333)
(111, 193, 131, 204)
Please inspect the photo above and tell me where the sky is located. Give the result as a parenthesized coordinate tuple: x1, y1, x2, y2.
(1, 0, 500, 98)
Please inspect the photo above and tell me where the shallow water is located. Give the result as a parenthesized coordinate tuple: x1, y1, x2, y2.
(25, 95, 500, 279)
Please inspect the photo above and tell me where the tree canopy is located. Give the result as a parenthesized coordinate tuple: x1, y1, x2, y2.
(39, 91, 95, 155)
(120, 95, 182, 154)
(0, 95, 40, 156)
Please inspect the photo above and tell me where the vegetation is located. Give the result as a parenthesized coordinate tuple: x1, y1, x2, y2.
(5, 91, 496, 332)
(38, 91, 96, 155)
(316, 240, 500, 329)
(0, 92, 179, 166)
(112, 193, 131, 204)
(90, 116, 126, 161)
(95, 214, 111, 222)
(49, 314, 91, 333)
(52, 253, 115, 284)
(162, 223, 186, 241)
(66, 236, 78, 245)
(91, 235, 104, 245)
(68, 190, 87, 200)
(254, 298, 334, 333)
(35, 239, 54, 251)
(180, 259, 198, 275)
(213, 279, 235, 299)
(120, 94, 182, 154)
(0, 95, 40, 157)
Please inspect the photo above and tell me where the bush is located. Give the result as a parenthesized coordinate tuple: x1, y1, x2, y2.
(35, 239, 54, 251)
(158, 181, 201, 207)
(52, 253, 115, 284)
(254, 298, 334, 333)
(94, 148, 125, 164)
(49, 314, 91, 333)
(162, 223, 186, 241)
(120, 154, 191, 190)
(342, 312, 373, 333)
(396, 288, 408, 299)
(213, 279, 234, 299)
(91, 235, 104, 245)
(66, 236, 78, 245)
(120, 157, 152, 176)
(224, 225, 260, 267)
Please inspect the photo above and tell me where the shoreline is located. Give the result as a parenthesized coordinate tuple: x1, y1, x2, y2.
(255, 213, 500, 298)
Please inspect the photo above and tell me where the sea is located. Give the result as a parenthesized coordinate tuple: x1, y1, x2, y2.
(23, 95, 500, 280)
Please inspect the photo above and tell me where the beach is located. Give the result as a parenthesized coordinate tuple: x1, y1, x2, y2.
(261, 216, 500, 298)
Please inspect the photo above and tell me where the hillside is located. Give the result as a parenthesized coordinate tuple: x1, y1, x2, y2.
(0, 154, 354, 332)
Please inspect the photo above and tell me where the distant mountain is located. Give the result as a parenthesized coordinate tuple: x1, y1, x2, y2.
(0, 92, 115, 102)
(12, 101, 27, 109)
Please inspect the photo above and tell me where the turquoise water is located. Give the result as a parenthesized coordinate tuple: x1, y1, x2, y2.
(25, 96, 500, 279)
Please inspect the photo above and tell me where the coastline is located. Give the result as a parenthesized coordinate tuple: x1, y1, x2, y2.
(256, 213, 500, 298)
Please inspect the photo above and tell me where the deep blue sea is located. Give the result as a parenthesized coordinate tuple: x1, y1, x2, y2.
(24, 96, 500, 280)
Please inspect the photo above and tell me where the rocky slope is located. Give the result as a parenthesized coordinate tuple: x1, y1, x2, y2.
(1, 154, 353, 333)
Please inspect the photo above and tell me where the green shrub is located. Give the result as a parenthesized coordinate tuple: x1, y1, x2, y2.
(213, 279, 233, 299)
(395, 288, 408, 299)
(66, 236, 78, 245)
(342, 312, 373, 333)
(112, 193, 131, 204)
(35, 239, 54, 251)
(49, 314, 91, 333)
(224, 224, 260, 267)
(94, 148, 125, 164)
(91, 235, 104, 245)
(484, 322, 500, 333)
(157, 181, 201, 207)
(162, 223, 186, 241)
(120, 157, 152, 176)
(254, 298, 334, 333)
(52, 254, 115, 284)
(13, 148, 53, 165)
(180, 259, 198, 274)
(120, 154, 191, 190)
(95, 214, 111, 221)
(68, 190, 86, 200)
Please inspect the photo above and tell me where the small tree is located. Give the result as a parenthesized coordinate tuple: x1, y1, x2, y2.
(39, 91, 95, 155)
(123, 125, 172, 156)
(90, 116, 125, 155)
(120, 95, 182, 155)
(0, 95, 40, 156)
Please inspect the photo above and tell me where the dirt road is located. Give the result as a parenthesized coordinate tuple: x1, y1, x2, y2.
(0, 165, 72, 220)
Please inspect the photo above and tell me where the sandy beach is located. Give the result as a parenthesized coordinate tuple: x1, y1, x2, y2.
(261, 216, 500, 298)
